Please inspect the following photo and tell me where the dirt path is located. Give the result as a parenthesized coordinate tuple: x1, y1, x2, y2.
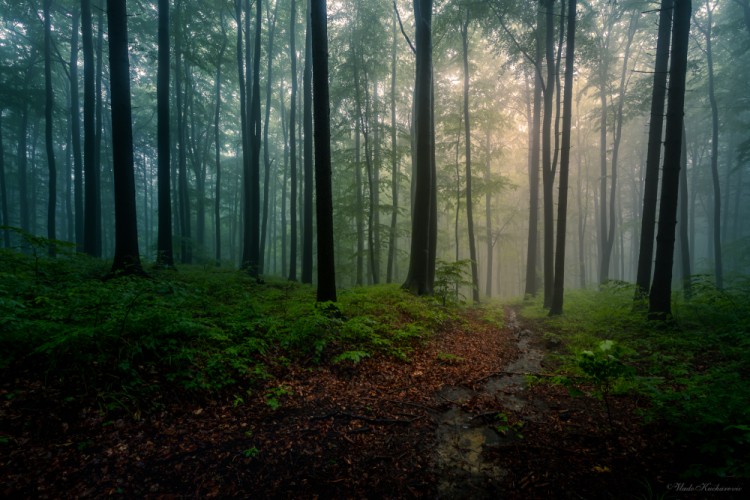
(2, 305, 680, 498)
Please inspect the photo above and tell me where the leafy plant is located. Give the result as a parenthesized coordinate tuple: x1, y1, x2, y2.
(434, 259, 474, 306)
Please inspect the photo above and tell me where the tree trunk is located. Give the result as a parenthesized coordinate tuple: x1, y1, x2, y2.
(701, 2, 723, 289)
(460, 14, 479, 303)
(310, 0, 336, 302)
(353, 51, 365, 286)
(403, 0, 435, 296)
(69, 9, 84, 251)
(485, 127, 493, 297)
(679, 125, 692, 298)
(288, 0, 298, 281)
(18, 101, 30, 232)
(301, 0, 314, 283)
(82, 0, 100, 256)
(260, 0, 278, 274)
(175, 0, 191, 264)
(541, 0, 555, 307)
(214, 12, 227, 266)
(44, 0, 57, 255)
(249, 0, 262, 277)
(635, 0, 673, 298)
(649, 0, 691, 319)
(156, 0, 174, 268)
(549, 0, 576, 315)
(93, 0, 103, 256)
(0, 112, 9, 247)
(107, 0, 144, 275)
(362, 72, 379, 285)
(387, 9, 399, 283)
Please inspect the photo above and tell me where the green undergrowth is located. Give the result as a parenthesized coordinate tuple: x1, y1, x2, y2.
(518, 279, 750, 478)
(0, 247, 451, 415)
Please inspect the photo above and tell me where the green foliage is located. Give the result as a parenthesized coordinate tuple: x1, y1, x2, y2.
(519, 281, 750, 478)
(0, 251, 452, 415)
(494, 412, 524, 438)
(434, 259, 474, 306)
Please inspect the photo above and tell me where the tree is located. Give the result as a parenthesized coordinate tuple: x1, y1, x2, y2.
(82, 0, 100, 257)
(541, 0, 555, 307)
(635, 0, 673, 299)
(69, 8, 84, 251)
(0, 111, 8, 248)
(386, 7, 399, 284)
(289, 0, 298, 281)
(403, 0, 435, 296)
(649, 0, 692, 319)
(549, 0, 577, 316)
(459, 11, 479, 303)
(694, 0, 723, 289)
(107, 0, 144, 275)
(43, 0, 57, 255)
(156, 0, 174, 268)
(310, 0, 336, 302)
(301, 0, 314, 284)
(214, 9, 228, 266)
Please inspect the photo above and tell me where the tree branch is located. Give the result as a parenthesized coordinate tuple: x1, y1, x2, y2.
(393, 1, 416, 55)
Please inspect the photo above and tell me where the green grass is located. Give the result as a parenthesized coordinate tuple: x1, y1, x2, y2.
(518, 280, 750, 478)
(0, 247, 451, 415)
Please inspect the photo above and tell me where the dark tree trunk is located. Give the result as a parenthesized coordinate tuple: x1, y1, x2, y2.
(260, 0, 279, 274)
(310, 0, 336, 302)
(70, 9, 84, 251)
(175, 0, 191, 264)
(541, 0, 555, 308)
(289, 0, 298, 281)
(649, 0, 691, 319)
(679, 125, 692, 298)
(236, 0, 251, 270)
(280, 86, 289, 277)
(18, 102, 29, 232)
(635, 0, 673, 298)
(550, 0, 577, 316)
(353, 52, 364, 286)
(0, 112, 9, 247)
(107, 0, 144, 275)
(44, 0, 57, 255)
(301, 0, 314, 283)
(403, 0, 435, 296)
(460, 14, 479, 303)
(248, 0, 262, 277)
(700, 3, 723, 289)
(93, 1, 103, 256)
(484, 128, 493, 297)
(387, 9, 399, 283)
(83, 0, 100, 257)
(525, 42, 542, 298)
(214, 12, 227, 266)
(156, 0, 174, 268)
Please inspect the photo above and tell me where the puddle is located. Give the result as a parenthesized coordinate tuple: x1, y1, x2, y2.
(432, 309, 545, 497)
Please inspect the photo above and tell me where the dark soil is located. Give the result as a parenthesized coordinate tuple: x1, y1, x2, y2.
(2, 307, 747, 498)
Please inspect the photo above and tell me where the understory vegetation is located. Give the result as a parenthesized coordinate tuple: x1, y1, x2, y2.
(0, 246, 451, 416)
(519, 281, 750, 478)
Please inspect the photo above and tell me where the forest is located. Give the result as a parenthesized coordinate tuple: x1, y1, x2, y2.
(1, 0, 749, 497)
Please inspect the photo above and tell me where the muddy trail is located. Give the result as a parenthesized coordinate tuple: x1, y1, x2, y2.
(2, 306, 693, 498)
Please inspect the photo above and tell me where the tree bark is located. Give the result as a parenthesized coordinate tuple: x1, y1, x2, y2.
(289, 0, 298, 281)
(82, 0, 100, 256)
(108, 0, 144, 275)
(301, 0, 314, 283)
(649, 0, 691, 319)
(541, 0, 555, 307)
(44, 0, 57, 255)
(550, 0, 576, 316)
(214, 12, 227, 266)
(387, 9, 399, 283)
(18, 101, 29, 232)
(460, 14, 479, 303)
(175, 0, 191, 264)
(635, 0, 673, 298)
(249, 0, 262, 277)
(679, 125, 692, 298)
(69, 9, 84, 251)
(310, 0, 337, 302)
(485, 127, 493, 297)
(0, 111, 8, 247)
(156, 0, 174, 268)
(402, 0, 435, 296)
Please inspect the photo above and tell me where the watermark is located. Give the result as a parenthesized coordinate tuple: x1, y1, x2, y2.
(667, 482, 743, 493)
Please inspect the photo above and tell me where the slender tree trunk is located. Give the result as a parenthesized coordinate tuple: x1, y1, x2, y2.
(485, 127, 493, 297)
(310, 0, 336, 302)
(649, 0, 691, 319)
(636, 0, 673, 298)
(156, 0, 174, 267)
(679, 125, 692, 298)
(301, 0, 314, 283)
(460, 14, 479, 303)
(260, 0, 279, 275)
(214, 12, 227, 266)
(525, 54, 542, 297)
(288, 0, 298, 281)
(354, 52, 365, 286)
(82, 0, 100, 256)
(18, 102, 29, 232)
(249, 0, 262, 277)
(700, 2, 723, 289)
(43, 0, 57, 255)
(235, 0, 251, 270)
(550, 0, 576, 315)
(69, 9, 84, 251)
(373, 78, 382, 284)
(387, 9, 399, 283)
(542, 0, 555, 307)
(108, 0, 144, 275)
(93, 1, 103, 256)
(175, 4, 192, 265)
(362, 72, 379, 285)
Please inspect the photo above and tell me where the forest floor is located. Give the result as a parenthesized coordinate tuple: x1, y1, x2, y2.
(6, 302, 742, 499)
